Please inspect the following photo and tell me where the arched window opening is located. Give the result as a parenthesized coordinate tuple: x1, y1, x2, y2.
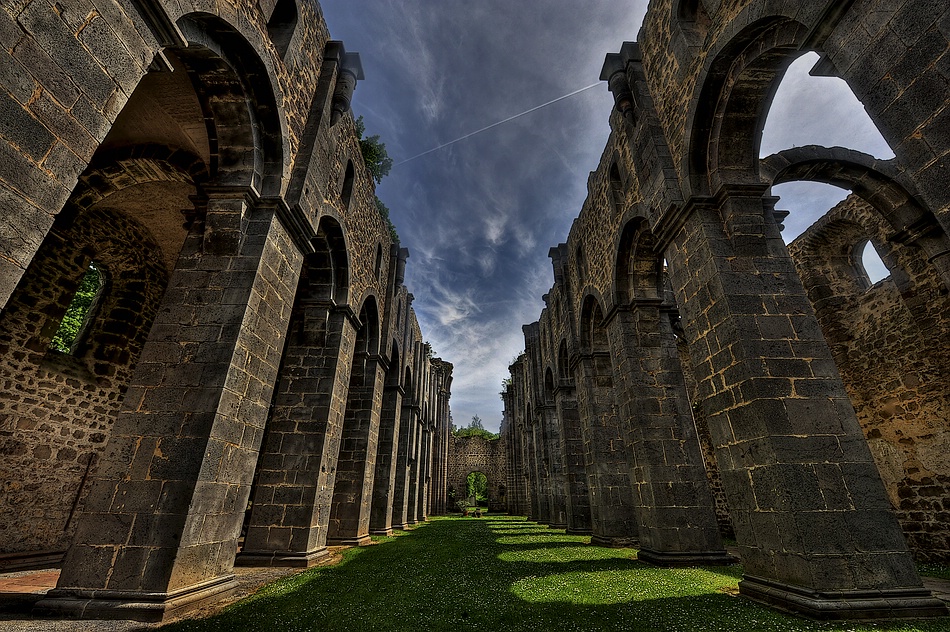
(557, 340, 570, 383)
(266, 0, 298, 59)
(676, 0, 711, 39)
(544, 368, 555, 405)
(50, 262, 105, 355)
(772, 181, 850, 242)
(575, 246, 587, 286)
(466, 471, 489, 507)
(761, 52, 894, 161)
(609, 162, 624, 212)
(859, 239, 890, 285)
(341, 160, 355, 209)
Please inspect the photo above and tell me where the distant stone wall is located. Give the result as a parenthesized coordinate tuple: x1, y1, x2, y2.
(446, 436, 507, 512)
(789, 195, 950, 562)
(0, 205, 168, 555)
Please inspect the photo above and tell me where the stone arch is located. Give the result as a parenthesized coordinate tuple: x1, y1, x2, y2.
(793, 215, 879, 298)
(62, 149, 205, 274)
(174, 12, 286, 196)
(687, 16, 810, 194)
(578, 292, 610, 356)
(761, 146, 950, 287)
(310, 214, 350, 305)
(351, 292, 381, 357)
(616, 215, 663, 305)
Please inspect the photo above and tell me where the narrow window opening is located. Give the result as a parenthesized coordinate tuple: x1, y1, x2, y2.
(267, 0, 298, 59)
(375, 244, 383, 281)
(50, 262, 104, 354)
(609, 163, 624, 212)
(677, 0, 711, 37)
(859, 240, 889, 285)
(341, 161, 355, 209)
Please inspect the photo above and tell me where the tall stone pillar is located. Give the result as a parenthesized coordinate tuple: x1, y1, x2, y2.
(532, 419, 553, 525)
(417, 427, 431, 521)
(574, 352, 639, 547)
(523, 419, 541, 521)
(553, 385, 591, 534)
(369, 382, 404, 534)
(665, 191, 946, 618)
(606, 302, 731, 565)
(540, 405, 568, 528)
(238, 300, 357, 566)
(391, 403, 417, 529)
(37, 199, 302, 621)
(327, 353, 385, 545)
(406, 418, 422, 525)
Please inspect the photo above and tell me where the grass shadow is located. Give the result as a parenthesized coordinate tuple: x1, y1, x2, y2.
(160, 516, 950, 632)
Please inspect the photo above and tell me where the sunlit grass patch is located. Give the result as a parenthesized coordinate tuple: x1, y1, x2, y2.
(511, 567, 739, 605)
(499, 544, 636, 563)
(160, 515, 950, 632)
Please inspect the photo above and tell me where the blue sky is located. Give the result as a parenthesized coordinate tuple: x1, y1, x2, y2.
(320, 2, 892, 433)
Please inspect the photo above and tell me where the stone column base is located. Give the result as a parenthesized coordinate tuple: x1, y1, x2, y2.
(369, 528, 394, 536)
(33, 574, 237, 623)
(739, 575, 949, 620)
(326, 534, 372, 547)
(565, 528, 592, 536)
(637, 548, 737, 567)
(590, 535, 637, 548)
(234, 547, 329, 567)
(547, 522, 568, 530)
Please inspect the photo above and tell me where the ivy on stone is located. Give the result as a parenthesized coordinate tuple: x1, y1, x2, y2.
(355, 115, 399, 242)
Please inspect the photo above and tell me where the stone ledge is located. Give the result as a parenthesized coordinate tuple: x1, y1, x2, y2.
(32, 574, 238, 623)
(325, 534, 372, 547)
(234, 547, 329, 568)
(637, 548, 738, 567)
(739, 574, 950, 621)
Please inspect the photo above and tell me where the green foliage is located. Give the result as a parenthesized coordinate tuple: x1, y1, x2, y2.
(50, 264, 102, 353)
(374, 196, 399, 242)
(466, 471, 488, 502)
(354, 115, 393, 184)
(161, 515, 948, 632)
(354, 116, 399, 242)
(452, 415, 499, 440)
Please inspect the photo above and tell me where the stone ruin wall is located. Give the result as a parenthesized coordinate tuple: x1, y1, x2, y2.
(0, 0, 437, 573)
(789, 195, 950, 562)
(446, 435, 507, 512)
(0, 206, 168, 555)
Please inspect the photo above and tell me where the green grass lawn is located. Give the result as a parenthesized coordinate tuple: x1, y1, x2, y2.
(161, 516, 950, 632)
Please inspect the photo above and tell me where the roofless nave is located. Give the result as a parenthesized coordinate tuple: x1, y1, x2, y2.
(0, 0, 949, 624)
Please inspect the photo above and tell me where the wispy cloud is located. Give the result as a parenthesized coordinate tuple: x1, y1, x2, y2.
(320, 3, 891, 431)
